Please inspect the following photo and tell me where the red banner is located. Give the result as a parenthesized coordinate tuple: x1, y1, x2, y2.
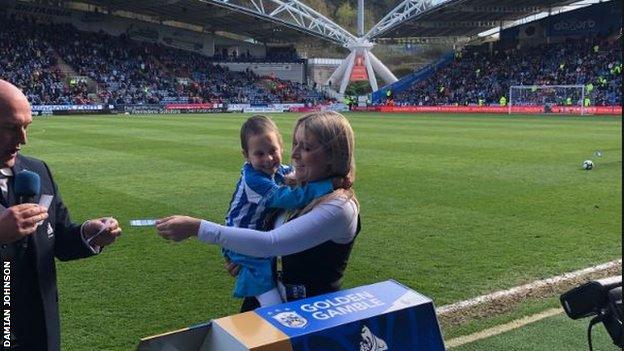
(550, 106, 622, 115)
(375, 105, 622, 115)
(165, 103, 217, 110)
(289, 106, 322, 113)
(352, 106, 381, 112)
(289, 105, 333, 113)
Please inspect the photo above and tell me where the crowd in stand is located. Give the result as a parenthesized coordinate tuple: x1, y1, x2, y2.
(396, 36, 622, 106)
(0, 15, 326, 106)
(3, 13, 621, 108)
(212, 46, 302, 63)
(0, 18, 67, 104)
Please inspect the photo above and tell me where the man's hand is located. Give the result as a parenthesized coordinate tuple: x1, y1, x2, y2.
(0, 204, 48, 244)
(83, 217, 122, 248)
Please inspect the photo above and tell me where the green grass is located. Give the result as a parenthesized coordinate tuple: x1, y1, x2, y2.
(445, 296, 620, 350)
(23, 112, 621, 350)
(442, 296, 563, 340)
(452, 313, 619, 351)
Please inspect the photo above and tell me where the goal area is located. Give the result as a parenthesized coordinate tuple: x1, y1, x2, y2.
(508, 85, 590, 115)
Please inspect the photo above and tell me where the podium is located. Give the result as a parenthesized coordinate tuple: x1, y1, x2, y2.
(138, 280, 445, 350)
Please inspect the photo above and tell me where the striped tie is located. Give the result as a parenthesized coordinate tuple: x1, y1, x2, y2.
(0, 173, 8, 206)
(0, 169, 11, 207)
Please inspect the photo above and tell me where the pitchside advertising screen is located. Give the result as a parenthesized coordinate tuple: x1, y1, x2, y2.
(138, 280, 445, 351)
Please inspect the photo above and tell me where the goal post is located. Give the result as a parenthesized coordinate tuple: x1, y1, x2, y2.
(508, 85, 589, 115)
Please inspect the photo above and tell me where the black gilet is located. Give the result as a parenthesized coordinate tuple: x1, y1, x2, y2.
(280, 213, 361, 298)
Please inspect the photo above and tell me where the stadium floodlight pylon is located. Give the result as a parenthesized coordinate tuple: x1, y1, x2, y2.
(203, 0, 403, 94)
(326, 38, 398, 93)
(509, 85, 588, 115)
(325, 0, 400, 94)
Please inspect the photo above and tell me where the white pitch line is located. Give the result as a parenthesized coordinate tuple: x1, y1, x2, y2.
(437, 259, 622, 316)
(445, 308, 563, 348)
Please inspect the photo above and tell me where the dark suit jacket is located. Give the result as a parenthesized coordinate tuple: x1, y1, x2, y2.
(1, 154, 96, 351)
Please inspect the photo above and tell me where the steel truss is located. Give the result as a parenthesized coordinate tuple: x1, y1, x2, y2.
(365, 0, 452, 40)
(200, 0, 356, 45)
(201, 1, 455, 94)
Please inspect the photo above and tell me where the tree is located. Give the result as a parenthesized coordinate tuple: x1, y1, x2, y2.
(346, 81, 371, 95)
(305, 0, 331, 18)
(335, 2, 357, 33)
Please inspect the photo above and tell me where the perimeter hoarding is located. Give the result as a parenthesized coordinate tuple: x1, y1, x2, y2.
(138, 280, 445, 351)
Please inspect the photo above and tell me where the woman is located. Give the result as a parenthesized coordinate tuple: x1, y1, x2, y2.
(156, 111, 360, 311)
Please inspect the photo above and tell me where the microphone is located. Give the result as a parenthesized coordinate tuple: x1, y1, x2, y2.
(14, 170, 41, 204)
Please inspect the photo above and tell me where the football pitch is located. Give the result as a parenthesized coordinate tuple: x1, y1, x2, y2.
(24, 112, 621, 350)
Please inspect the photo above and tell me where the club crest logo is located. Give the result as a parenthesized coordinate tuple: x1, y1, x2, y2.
(360, 325, 388, 351)
(272, 311, 308, 329)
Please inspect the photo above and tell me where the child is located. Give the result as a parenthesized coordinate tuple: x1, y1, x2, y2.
(224, 115, 334, 307)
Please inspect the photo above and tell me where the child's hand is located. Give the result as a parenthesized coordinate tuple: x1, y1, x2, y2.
(224, 257, 240, 277)
(332, 176, 352, 190)
(284, 172, 298, 186)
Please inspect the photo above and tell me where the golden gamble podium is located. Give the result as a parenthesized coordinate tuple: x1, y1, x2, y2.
(138, 280, 445, 351)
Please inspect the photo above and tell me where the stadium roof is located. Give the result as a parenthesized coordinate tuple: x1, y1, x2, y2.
(61, 0, 600, 46)
(64, 0, 336, 44)
(365, 0, 584, 40)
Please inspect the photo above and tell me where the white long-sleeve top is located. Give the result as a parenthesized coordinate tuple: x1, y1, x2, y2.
(198, 198, 359, 257)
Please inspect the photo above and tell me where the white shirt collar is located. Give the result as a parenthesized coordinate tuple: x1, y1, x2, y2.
(0, 168, 13, 177)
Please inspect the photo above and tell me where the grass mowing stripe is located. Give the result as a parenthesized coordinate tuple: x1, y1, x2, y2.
(448, 311, 617, 351)
(445, 308, 563, 348)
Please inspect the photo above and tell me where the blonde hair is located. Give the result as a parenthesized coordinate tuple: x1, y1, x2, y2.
(293, 111, 359, 215)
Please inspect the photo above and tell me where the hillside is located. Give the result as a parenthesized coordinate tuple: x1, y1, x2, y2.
(303, 0, 396, 34)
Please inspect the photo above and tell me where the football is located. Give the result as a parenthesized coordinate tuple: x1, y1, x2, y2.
(582, 160, 594, 170)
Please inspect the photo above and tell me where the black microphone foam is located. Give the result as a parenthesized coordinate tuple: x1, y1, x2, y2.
(14, 170, 41, 204)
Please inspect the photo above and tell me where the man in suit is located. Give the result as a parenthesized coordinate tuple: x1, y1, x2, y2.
(0, 79, 122, 351)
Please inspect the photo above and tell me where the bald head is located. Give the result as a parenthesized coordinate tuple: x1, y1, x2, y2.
(0, 79, 32, 168)
(0, 79, 30, 117)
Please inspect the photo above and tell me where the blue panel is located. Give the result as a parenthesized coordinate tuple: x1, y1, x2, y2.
(254, 280, 445, 351)
(545, 1, 621, 37)
(289, 304, 444, 351)
(371, 53, 454, 103)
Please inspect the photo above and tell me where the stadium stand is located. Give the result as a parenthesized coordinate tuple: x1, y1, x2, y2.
(395, 36, 622, 107)
(213, 46, 302, 63)
(0, 15, 327, 106)
(386, 0, 622, 108)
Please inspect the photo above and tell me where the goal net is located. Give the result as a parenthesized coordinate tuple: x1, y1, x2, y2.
(508, 85, 591, 115)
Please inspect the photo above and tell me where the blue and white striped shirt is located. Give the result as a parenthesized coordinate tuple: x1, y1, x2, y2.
(225, 162, 332, 229)
(223, 162, 334, 298)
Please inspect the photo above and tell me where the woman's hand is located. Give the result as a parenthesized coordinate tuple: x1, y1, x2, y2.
(156, 215, 201, 242)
